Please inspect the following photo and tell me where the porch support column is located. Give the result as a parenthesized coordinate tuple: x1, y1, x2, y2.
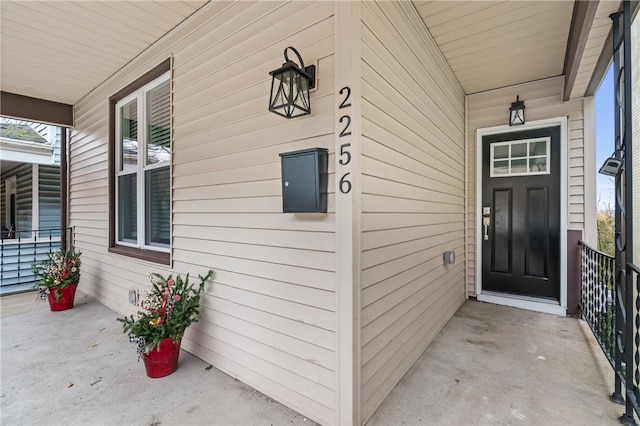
(621, 0, 635, 420)
(610, 3, 636, 423)
(335, 2, 362, 425)
(60, 126, 68, 250)
(32, 164, 39, 234)
(610, 6, 625, 409)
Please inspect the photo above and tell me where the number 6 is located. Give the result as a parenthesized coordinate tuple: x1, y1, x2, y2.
(340, 173, 352, 194)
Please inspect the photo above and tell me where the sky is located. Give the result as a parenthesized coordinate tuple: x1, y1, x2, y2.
(595, 65, 615, 212)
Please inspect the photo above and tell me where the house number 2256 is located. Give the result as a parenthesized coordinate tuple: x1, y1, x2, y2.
(338, 86, 352, 194)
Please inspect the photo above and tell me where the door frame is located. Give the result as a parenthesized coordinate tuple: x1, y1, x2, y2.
(475, 117, 568, 316)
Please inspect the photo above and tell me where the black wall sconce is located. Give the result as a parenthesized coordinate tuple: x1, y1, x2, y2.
(509, 95, 525, 126)
(269, 46, 316, 119)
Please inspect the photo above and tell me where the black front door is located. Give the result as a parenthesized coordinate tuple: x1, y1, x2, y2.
(481, 126, 561, 300)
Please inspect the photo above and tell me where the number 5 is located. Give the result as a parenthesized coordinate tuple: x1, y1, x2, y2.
(339, 143, 351, 165)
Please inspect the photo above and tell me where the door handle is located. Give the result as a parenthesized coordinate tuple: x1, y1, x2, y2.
(483, 217, 490, 241)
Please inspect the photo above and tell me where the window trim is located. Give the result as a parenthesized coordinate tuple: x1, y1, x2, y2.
(109, 59, 171, 265)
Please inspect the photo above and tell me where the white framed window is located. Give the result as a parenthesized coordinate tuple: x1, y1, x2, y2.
(490, 137, 550, 177)
(115, 72, 170, 253)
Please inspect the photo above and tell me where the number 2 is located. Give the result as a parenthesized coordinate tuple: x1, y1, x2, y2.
(339, 87, 351, 109)
(339, 115, 352, 137)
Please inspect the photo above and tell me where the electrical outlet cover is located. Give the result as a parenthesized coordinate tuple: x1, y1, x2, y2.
(128, 290, 137, 305)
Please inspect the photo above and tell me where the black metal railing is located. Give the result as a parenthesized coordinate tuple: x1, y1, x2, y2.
(580, 242, 640, 423)
(580, 241, 617, 365)
(631, 263, 640, 408)
(0, 227, 73, 294)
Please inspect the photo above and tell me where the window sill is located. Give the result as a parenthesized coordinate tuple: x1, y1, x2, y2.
(109, 245, 170, 265)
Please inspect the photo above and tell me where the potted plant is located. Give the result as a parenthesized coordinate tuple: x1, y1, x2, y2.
(117, 270, 213, 378)
(32, 246, 82, 311)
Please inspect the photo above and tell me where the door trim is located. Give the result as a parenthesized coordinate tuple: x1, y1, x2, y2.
(475, 117, 568, 316)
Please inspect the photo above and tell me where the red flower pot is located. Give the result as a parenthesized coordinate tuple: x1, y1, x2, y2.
(142, 337, 181, 378)
(47, 283, 78, 312)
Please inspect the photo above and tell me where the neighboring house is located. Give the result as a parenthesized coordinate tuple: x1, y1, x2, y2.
(0, 1, 636, 425)
(0, 120, 62, 292)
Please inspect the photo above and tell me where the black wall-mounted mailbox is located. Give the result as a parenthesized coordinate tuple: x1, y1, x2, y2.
(279, 147, 328, 213)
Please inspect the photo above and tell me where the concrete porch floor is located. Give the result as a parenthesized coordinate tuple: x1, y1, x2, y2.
(367, 300, 624, 425)
(0, 291, 626, 425)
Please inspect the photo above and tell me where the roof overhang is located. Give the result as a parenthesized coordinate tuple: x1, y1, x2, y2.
(0, 136, 55, 165)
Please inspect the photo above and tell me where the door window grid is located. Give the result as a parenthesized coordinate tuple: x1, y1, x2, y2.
(490, 137, 550, 177)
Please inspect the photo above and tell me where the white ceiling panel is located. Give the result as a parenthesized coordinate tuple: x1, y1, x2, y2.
(416, 1, 574, 95)
(0, 1, 208, 105)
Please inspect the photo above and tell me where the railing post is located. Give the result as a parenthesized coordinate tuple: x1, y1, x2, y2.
(16, 231, 21, 285)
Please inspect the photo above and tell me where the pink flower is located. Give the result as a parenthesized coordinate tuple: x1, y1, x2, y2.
(173, 294, 181, 302)
(167, 279, 176, 287)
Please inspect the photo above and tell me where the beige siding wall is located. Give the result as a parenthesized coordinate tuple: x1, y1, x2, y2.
(358, 1, 466, 421)
(70, 2, 337, 424)
(466, 77, 586, 296)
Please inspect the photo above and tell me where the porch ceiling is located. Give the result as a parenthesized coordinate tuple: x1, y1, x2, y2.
(414, 0, 621, 98)
(0, 0, 208, 106)
(0, 0, 625, 122)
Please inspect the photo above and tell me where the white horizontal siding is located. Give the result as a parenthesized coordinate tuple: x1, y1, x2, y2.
(14, 164, 33, 232)
(38, 165, 60, 231)
(466, 76, 585, 296)
(359, 1, 465, 422)
(70, 2, 336, 425)
(0, 181, 5, 227)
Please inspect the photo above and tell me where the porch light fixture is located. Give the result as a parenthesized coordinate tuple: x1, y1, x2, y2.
(269, 46, 316, 119)
(509, 95, 526, 126)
